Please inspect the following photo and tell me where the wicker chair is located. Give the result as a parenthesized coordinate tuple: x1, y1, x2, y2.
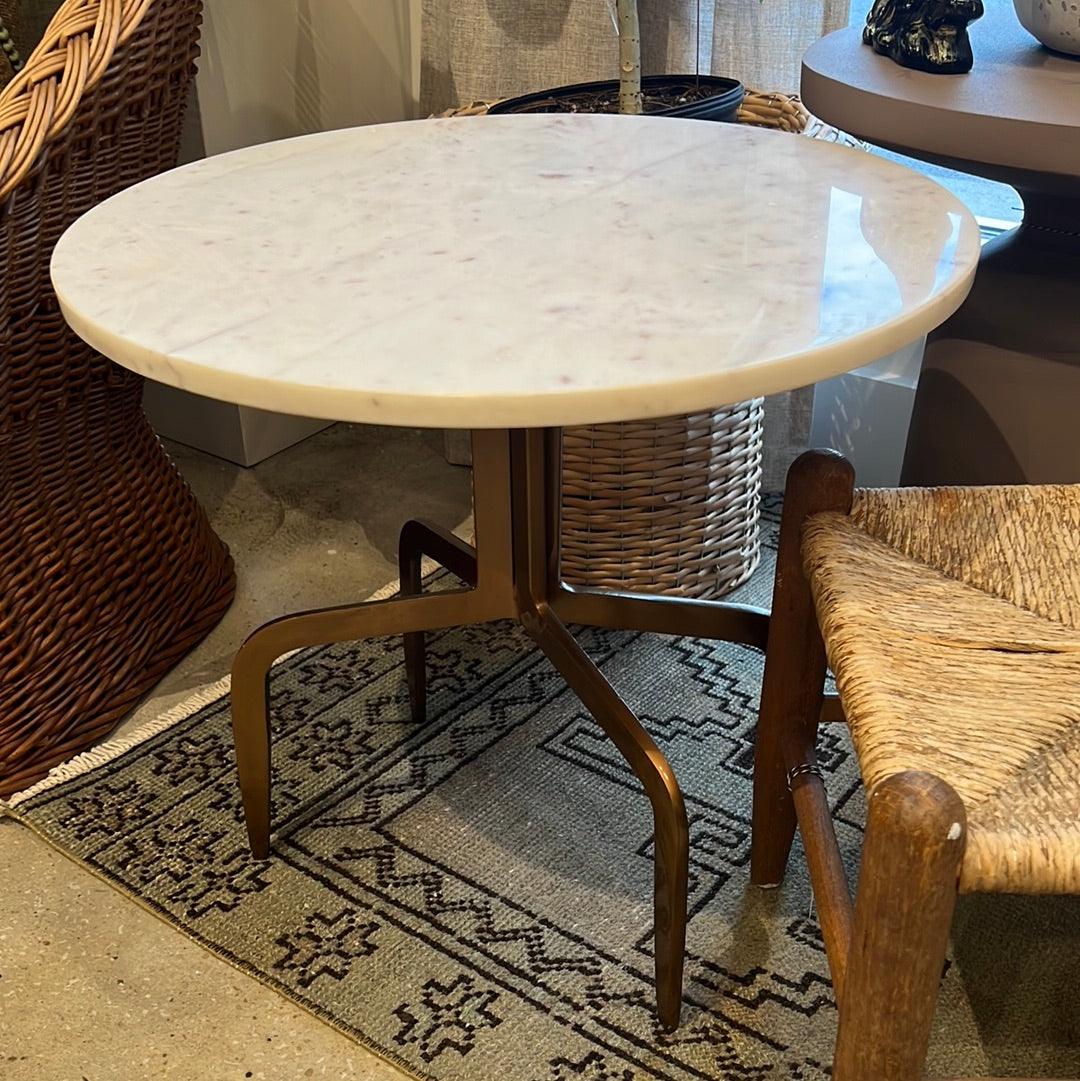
(0, 0, 236, 797)
(750, 448, 1080, 1079)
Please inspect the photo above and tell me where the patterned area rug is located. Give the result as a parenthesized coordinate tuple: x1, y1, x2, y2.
(7, 500, 1079, 1079)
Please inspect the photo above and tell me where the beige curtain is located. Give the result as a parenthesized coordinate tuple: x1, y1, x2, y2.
(419, 0, 739, 115)
(420, 0, 620, 115)
(712, 0, 851, 93)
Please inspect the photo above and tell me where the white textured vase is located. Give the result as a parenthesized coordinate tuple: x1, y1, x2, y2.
(1013, 0, 1080, 55)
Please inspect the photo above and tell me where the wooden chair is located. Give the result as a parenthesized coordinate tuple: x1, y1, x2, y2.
(0, 0, 235, 797)
(751, 448, 1080, 1079)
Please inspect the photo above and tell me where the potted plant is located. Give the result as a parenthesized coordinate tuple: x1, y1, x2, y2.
(489, 0, 744, 121)
(617, 0, 643, 112)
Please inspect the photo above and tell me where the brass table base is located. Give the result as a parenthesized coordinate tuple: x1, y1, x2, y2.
(231, 428, 769, 1031)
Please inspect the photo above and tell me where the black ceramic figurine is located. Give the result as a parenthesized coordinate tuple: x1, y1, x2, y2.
(863, 0, 984, 73)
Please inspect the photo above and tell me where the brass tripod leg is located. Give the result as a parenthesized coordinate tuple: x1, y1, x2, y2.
(524, 603, 689, 1032)
(234, 425, 692, 1029)
(396, 429, 513, 722)
(553, 585, 769, 647)
(234, 430, 515, 860)
(231, 587, 496, 858)
(512, 427, 688, 1031)
(397, 519, 478, 722)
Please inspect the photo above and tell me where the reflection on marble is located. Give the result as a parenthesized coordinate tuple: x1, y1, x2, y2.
(52, 114, 980, 429)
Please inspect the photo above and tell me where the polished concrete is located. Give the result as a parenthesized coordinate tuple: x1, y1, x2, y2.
(0, 423, 474, 1080)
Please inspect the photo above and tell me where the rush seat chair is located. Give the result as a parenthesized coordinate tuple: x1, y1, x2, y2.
(751, 448, 1080, 1080)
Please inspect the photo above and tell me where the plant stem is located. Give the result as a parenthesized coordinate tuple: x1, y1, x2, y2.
(617, 0, 642, 115)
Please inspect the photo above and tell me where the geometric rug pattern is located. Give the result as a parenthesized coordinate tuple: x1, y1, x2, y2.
(7, 499, 1079, 1079)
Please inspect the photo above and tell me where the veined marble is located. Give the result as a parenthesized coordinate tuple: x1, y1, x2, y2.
(52, 114, 980, 429)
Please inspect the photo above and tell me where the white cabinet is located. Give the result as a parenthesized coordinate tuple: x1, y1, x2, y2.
(198, 0, 422, 152)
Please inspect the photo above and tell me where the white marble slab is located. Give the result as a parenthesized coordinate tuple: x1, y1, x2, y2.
(52, 114, 980, 429)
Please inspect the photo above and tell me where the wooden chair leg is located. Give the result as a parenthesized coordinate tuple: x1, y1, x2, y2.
(834, 771, 967, 1081)
(751, 449, 854, 887)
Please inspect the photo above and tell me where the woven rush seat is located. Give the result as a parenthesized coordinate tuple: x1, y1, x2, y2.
(805, 483, 1080, 895)
(750, 449, 1080, 1080)
(0, 0, 236, 797)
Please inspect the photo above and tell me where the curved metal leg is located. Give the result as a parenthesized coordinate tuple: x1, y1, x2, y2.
(552, 586, 770, 648)
(522, 602, 689, 1032)
(231, 631, 279, 861)
(397, 519, 478, 721)
(231, 587, 487, 859)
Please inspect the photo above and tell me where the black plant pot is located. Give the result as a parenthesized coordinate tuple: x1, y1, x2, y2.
(487, 74, 744, 123)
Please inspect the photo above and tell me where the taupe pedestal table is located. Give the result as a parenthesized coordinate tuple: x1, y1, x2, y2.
(802, 6, 1080, 484)
(50, 113, 980, 1029)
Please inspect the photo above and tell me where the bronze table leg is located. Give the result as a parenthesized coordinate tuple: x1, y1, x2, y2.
(232, 425, 771, 1032)
(232, 429, 516, 859)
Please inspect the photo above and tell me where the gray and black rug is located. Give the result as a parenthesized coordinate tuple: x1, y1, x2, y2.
(7, 500, 1078, 1079)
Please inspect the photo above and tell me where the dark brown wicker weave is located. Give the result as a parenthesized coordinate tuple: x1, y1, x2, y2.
(0, 0, 236, 797)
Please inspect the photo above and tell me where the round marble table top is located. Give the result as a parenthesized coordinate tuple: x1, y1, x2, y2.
(52, 113, 980, 429)
(802, 5, 1080, 183)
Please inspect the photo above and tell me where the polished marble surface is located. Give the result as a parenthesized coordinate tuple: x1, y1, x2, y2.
(52, 114, 979, 429)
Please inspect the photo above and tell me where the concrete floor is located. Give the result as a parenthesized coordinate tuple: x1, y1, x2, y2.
(0, 424, 474, 1080)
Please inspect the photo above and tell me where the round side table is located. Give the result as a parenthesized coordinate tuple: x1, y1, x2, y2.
(51, 113, 979, 1030)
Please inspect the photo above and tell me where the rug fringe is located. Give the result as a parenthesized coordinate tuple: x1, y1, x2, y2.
(3, 675, 234, 809)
